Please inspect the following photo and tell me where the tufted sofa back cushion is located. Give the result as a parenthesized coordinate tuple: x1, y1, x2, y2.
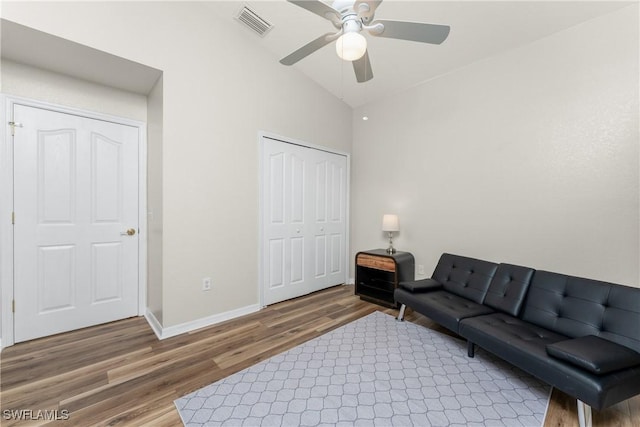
(483, 264, 535, 316)
(432, 253, 498, 304)
(522, 271, 640, 352)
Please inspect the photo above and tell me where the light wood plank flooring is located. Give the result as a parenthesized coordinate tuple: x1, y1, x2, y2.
(1, 285, 638, 426)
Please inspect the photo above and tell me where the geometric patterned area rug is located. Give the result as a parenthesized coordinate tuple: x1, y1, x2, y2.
(175, 311, 550, 426)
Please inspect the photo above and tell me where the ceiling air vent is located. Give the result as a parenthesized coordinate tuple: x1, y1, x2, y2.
(235, 5, 273, 37)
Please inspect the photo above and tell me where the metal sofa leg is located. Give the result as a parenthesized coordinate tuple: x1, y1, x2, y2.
(396, 304, 406, 321)
(577, 400, 592, 427)
(467, 341, 475, 358)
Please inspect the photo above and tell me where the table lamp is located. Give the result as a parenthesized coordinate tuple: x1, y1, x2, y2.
(382, 214, 399, 254)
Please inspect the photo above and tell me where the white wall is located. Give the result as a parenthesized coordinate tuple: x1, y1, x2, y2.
(352, 5, 639, 286)
(1, 1, 352, 327)
(147, 75, 163, 323)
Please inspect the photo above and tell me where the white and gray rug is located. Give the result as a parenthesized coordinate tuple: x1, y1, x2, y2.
(175, 311, 550, 426)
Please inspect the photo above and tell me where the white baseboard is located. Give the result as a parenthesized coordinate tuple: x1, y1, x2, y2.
(144, 310, 164, 340)
(346, 277, 355, 285)
(144, 304, 261, 340)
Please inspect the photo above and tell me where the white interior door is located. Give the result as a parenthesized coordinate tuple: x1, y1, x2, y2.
(310, 149, 347, 294)
(262, 136, 347, 305)
(13, 104, 140, 342)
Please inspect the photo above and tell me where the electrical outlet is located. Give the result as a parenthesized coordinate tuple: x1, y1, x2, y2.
(202, 277, 212, 291)
(417, 265, 425, 276)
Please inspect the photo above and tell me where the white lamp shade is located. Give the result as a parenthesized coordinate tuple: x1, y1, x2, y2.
(335, 32, 367, 61)
(382, 214, 399, 232)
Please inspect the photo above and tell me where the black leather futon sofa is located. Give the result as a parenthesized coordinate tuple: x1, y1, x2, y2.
(395, 253, 640, 427)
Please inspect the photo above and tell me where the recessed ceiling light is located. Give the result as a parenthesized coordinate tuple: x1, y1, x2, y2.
(362, 116, 369, 121)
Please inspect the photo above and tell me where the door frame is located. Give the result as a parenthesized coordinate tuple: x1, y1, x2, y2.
(257, 131, 351, 308)
(0, 95, 148, 349)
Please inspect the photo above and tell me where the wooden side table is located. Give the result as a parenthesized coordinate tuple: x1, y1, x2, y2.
(355, 249, 415, 308)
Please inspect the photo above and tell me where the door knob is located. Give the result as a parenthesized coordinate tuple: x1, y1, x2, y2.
(121, 228, 136, 236)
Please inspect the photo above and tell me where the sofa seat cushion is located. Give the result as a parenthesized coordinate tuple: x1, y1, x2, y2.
(399, 278, 442, 293)
(459, 313, 640, 410)
(546, 335, 640, 375)
(394, 289, 494, 334)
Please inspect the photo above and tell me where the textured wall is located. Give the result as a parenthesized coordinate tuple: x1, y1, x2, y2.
(352, 5, 639, 286)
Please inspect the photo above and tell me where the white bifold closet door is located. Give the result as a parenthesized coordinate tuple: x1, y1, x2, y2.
(262, 136, 347, 305)
(13, 104, 140, 343)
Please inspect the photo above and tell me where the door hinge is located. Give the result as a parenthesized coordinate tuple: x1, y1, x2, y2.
(11, 212, 15, 225)
(12, 300, 15, 313)
(8, 121, 23, 136)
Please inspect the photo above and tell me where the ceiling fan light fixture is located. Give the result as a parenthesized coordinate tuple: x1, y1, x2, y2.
(335, 31, 367, 61)
(281, 0, 450, 83)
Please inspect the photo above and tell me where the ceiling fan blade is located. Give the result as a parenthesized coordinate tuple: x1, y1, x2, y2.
(288, 0, 342, 26)
(352, 50, 373, 83)
(280, 32, 338, 66)
(369, 19, 450, 44)
(354, 0, 383, 24)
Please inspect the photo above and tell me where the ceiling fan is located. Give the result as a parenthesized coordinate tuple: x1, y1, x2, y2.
(279, 0, 450, 83)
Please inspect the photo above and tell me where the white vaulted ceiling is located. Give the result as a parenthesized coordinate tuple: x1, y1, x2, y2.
(205, 0, 634, 108)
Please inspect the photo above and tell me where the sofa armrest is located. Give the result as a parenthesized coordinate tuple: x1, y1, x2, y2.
(546, 335, 640, 375)
(399, 278, 443, 293)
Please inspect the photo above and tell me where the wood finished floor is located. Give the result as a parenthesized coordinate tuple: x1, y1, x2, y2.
(1, 285, 639, 426)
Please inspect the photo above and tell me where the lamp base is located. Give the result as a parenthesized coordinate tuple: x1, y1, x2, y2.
(386, 232, 396, 254)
